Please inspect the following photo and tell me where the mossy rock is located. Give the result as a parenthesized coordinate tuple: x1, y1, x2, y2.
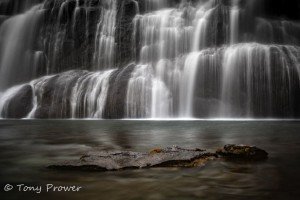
(216, 144, 268, 161)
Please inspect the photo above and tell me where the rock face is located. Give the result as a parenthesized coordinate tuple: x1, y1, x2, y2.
(103, 64, 135, 119)
(49, 146, 217, 171)
(0, 85, 33, 118)
(48, 145, 269, 171)
(216, 144, 268, 161)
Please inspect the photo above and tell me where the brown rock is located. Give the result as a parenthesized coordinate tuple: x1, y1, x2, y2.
(49, 146, 216, 171)
(216, 144, 268, 161)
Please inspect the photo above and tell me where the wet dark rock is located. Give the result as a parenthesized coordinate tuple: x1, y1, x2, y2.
(262, 0, 300, 20)
(1, 85, 33, 118)
(0, 15, 8, 25)
(206, 3, 230, 48)
(34, 70, 88, 118)
(0, 0, 43, 15)
(48, 146, 217, 171)
(104, 64, 135, 119)
(115, 0, 139, 67)
(216, 144, 268, 161)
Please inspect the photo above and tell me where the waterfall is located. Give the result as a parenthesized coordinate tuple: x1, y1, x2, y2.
(219, 43, 300, 117)
(255, 18, 300, 45)
(0, 0, 299, 119)
(144, 0, 168, 11)
(151, 77, 172, 118)
(135, 7, 193, 64)
(0, 4, 43, 90)
(192, 2, 214, 51)
(93, 0, 117, 70)
(70, 70, 114, 118)
(126, 65, 153, 118)
(230, 0, 239, 44)
(132, 0, 228, 118)
(0, 69, 117, 119)
(0, 85, 27, 118)
(125, 64, 172, 118)
(179, 52, 201, 117)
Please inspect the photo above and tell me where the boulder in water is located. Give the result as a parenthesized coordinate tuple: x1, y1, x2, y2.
(48, 144, 269, 171)
(216, 144, 268, 161)
(48, 146, 217, 171)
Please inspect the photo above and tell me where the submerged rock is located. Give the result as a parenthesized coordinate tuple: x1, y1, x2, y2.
(49, 146, 217, 171)
(49, 145, 268, 171)
(216, 144, 268, 161)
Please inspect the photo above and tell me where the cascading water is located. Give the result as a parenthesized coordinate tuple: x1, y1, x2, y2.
(192, 1, 214, 51)
(179, 52, 201, 117)
(144, 0, 168, 11)
(132, 0, 230, 118)
(0, 0, 299, 119)
(0, 4, 43, 90)
(0, 70, 116, 119)
(126, 64, 153, 118)
(93, 0, 117, 70)
(230, 0, 239, 44)
(70, 69, 114, 118)
(0, 84, 28, 118)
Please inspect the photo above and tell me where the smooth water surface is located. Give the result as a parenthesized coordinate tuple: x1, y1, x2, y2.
(0, 120, 300, 200)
